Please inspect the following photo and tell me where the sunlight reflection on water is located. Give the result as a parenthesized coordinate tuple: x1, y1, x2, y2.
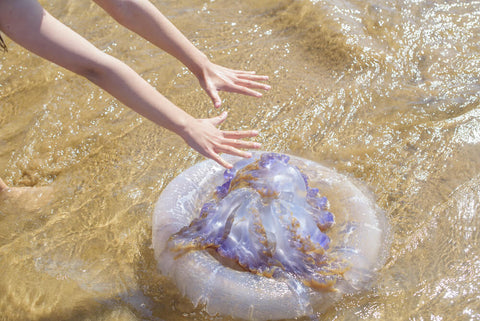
(0, 0, 479, 320)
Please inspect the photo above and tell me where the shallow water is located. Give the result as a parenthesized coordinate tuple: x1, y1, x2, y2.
(0, 0, 479, 320)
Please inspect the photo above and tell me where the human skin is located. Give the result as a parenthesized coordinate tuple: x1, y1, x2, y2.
(0, 0, 270, 171)
(93, 0, 271, 108)
(0, 178, 7, 192)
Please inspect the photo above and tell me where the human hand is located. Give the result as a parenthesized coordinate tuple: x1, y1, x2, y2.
(197, 62, 270, 108)
(179, 111, 261, 168)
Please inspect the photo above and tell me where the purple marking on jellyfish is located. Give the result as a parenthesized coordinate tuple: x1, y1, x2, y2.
(215, 181, 231, 199)
(321, 211, 335, 226)
(301, 173, 310, 188)
(312, 230, 331, 249)
(154, 151, 390, 321)
(278, 154, 290, 164)
(309, 195, 328, 210)
(259, 152, 290, 168)
(307, 187, 319, 198)
(223, 168, 236, 181)
(200, 201, 216, 216)
(311, 208, 335, 231)
(168, 152, 345, 303)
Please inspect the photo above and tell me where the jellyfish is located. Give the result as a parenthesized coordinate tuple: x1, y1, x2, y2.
(153, 152, 389, 320)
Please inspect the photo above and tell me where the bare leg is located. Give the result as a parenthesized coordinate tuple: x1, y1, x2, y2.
(0, 178, 8, 193)
(0, 178, 8, 192)
(0, 178, 55, 212)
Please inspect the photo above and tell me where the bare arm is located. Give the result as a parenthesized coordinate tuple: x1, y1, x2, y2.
(93, 0, 270, 108)
(0, 0, 260, 168)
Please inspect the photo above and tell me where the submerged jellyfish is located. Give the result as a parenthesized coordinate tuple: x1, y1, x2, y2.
(153, 152, 389, 320)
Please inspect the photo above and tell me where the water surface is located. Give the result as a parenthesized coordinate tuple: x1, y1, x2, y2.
(1, 0, 479, 320)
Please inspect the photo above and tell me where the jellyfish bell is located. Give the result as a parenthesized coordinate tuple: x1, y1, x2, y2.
(153, 152, 389, 320)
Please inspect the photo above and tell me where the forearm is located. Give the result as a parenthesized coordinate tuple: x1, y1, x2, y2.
(0, 0, 192, 137)
(94, 0, 270, 108)
(88, 56, 193, 135)
(94, 0, 210, 77)
(0, 0, 262, 168)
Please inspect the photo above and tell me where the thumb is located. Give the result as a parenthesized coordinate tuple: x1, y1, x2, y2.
(211, 111, 228, 126)
(207, 87, 222, 108)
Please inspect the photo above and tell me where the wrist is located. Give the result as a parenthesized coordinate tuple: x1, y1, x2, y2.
(187, 53, 211, 80)
(174, 113, 196, 141)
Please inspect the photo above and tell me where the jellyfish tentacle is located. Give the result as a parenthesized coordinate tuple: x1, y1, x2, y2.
(171, 153, 345, 292)
(153, 151, 389, 320)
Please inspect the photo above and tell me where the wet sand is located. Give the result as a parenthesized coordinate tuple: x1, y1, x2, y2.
(1, 0, 480, 320)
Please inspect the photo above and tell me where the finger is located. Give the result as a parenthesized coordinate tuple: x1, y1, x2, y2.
(237, 73, 270, 81)
(215, 144, 253, 159)
(235, 78, 271, 91)
(229, 69, 256, 74)
(210, 111, 228, 126)
(209, 151, 233, 169)
(208, 88, 222, 108)
(204, 84, 222, 108)
(223, 129, 259, 139)
(225, 84, 263, 97)
(222, 138, 262, 150)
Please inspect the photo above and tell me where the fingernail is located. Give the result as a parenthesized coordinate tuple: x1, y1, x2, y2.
(254, 142, 262, 148)
(265, 85, 271, 90)
(256, 92, 262, 97)
(252, 130, 259, 135)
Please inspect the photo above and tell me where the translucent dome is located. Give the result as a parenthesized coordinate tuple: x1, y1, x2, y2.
(153, 152, 389, 320)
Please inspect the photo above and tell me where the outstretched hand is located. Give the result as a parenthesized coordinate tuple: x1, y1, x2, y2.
(197, 62, 270, 108)
(180, 111, 261, 168)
